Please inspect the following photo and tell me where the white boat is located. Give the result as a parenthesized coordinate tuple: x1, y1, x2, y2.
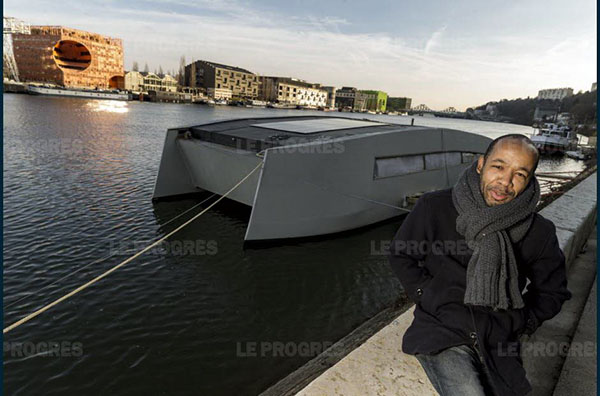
(267, 103, 298, 109)
(565, 150, 587, 160)
(26, 85, 130, 101)
(530, 123, 578, 155)
(152, 116, 491, 242)
(250, 100, 267, 107)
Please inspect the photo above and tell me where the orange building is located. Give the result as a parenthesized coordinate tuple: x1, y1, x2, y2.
(12, 25, 124, 89)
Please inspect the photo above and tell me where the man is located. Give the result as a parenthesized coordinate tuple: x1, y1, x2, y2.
(388, 134, 571, 396)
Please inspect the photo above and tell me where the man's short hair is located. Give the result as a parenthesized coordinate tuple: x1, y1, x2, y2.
(483, 134, 540, 174)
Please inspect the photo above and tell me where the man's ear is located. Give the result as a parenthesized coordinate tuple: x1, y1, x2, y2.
(476, 155, 484, 174)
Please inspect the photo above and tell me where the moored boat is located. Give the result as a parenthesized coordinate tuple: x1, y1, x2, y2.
(565, 150, 587, 160)
(26, 85, 130, 101)
(530, 123, 578, 155)
(152, 116, 491, 242)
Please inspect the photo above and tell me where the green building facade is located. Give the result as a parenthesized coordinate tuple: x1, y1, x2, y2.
(359, 90, 388, 112)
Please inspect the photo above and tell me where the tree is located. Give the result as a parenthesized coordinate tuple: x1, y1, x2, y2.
(178, 55, 186, 86)
(158, 65, 164, 78)
(143, 62, 149, 73)
(132, 61, 139, 72)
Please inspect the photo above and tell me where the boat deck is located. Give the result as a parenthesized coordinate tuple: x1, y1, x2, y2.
(186, 116, 412, 152)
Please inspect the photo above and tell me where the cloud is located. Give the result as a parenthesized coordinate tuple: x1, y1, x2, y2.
(3, 0, 597, 110)
(424, 25, 446, 55)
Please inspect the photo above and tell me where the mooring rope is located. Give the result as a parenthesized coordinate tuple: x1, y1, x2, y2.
(4, 193, 219, 310)
(4, 161, 263, 334)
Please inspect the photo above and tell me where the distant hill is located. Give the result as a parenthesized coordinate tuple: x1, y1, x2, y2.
(468, 91, 597, 131)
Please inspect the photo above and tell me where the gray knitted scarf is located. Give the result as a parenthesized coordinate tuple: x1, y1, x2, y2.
(452, 160, 540, 310)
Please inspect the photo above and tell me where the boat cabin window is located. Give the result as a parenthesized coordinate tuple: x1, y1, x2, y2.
(374, 151, 476, 179)
(445, 152, 462, 166)
(374, 155, 424, 178)
(425, 152, 461, 169)
(461, 152, 476, 163)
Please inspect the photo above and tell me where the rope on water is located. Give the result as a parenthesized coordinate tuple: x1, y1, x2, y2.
(4, 193, 219, 310)
(3, 161, 263, 334)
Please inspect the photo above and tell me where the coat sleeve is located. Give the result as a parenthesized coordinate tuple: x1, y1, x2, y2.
(521, 221, 572, 335)
(388, 196, 433, 303)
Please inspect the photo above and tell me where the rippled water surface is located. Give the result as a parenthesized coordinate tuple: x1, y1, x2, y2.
(3, 95, 586, 395)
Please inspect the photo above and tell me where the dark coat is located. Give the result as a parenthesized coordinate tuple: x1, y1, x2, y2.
(388, 188, 571, 396)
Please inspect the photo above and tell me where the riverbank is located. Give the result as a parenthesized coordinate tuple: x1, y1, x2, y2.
(262, 172, 597, 396)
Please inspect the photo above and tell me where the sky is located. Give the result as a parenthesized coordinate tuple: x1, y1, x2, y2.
(4, 0, 597, 110)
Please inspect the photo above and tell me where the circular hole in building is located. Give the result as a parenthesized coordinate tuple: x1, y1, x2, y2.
(53, 40, 91, 71)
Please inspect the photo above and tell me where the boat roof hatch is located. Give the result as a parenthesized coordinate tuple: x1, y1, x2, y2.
(251, 118, 386, 134)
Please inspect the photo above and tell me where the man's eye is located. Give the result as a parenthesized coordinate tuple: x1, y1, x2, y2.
(517, 173, 526, 179)
(492, 165, 502, 169)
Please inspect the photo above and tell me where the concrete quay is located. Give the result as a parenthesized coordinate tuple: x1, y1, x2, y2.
(265, 173, 597, 396)
(552, 279, 596, 396)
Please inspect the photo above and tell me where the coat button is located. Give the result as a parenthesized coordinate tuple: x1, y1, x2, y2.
(416, 288, 423, 296)
(470, 332, 477, 339)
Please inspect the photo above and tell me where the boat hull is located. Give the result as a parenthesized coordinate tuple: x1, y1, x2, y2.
(244, 128, 489, 241)
(153, 125, 491, 241)
(26, 85, 130, 101)
(152, 129, 262, 203)
(531, 130, 578, 155)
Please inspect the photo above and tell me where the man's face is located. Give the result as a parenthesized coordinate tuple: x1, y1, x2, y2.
(476, 139, 537, 206)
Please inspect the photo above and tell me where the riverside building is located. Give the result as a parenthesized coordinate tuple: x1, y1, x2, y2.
(537, 87, 574, 100)
(184, 60, 258, 100)
(335, 87, 358, 110)
(260, 76, 328, 108)
(11, 25, 124, 89)
(124, 71, 177, 93)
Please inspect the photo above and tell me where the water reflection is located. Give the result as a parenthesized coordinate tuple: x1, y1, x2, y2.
(87, 100, 129, 113)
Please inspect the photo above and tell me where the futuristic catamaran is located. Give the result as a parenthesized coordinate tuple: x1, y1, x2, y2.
(153, 116, 491, 242)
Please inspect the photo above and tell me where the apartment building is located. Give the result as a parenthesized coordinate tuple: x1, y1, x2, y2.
(387, 97, 412, 112)
(335, 86, 358, 109)
(124, 71, 177, 93)
(260, 76, 328, 107)
(537, 87, 574, 100)
(185, 60, 258, 99)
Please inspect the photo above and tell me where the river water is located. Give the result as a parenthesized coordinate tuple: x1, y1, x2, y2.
(2, 94, 586, 395)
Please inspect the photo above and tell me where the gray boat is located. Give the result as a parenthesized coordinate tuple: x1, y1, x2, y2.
(152, 116, 491, 241)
